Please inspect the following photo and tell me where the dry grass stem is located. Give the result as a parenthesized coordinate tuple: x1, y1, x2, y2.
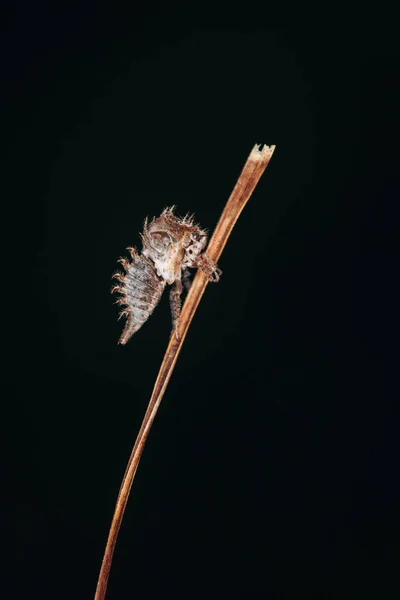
(95, 143, 276, 600)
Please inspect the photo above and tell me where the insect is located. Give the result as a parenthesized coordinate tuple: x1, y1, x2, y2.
(111, 206, 222, 344)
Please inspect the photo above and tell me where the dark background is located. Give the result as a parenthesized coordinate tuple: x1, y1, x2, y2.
(2, 3, 399, 599)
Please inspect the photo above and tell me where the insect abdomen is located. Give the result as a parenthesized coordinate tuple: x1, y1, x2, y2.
(112, 250, 166, 345)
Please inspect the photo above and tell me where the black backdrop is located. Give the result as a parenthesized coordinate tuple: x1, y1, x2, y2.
(2, 4, 399, 599)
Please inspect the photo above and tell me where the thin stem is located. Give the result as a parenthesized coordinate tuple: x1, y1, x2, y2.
(94, 143, 276, 600)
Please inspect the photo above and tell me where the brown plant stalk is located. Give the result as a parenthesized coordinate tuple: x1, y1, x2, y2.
(95, 143, 276, 600)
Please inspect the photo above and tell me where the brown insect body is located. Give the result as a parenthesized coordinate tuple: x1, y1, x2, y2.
(112, 206, 221, 344)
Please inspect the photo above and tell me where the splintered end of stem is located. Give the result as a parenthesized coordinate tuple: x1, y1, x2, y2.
(250, 143, 276, 161)
(94, 143, 276, 600)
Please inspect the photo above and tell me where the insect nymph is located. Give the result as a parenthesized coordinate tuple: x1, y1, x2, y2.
(112, 206, 221, 344)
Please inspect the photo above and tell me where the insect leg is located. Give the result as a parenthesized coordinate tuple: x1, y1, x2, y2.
(169, 278, 183, 338)
(182, 268, 192, 291)
(194, 254, 222, 282)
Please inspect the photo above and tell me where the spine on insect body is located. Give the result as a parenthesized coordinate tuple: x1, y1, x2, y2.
(112, 248, 166, 345)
